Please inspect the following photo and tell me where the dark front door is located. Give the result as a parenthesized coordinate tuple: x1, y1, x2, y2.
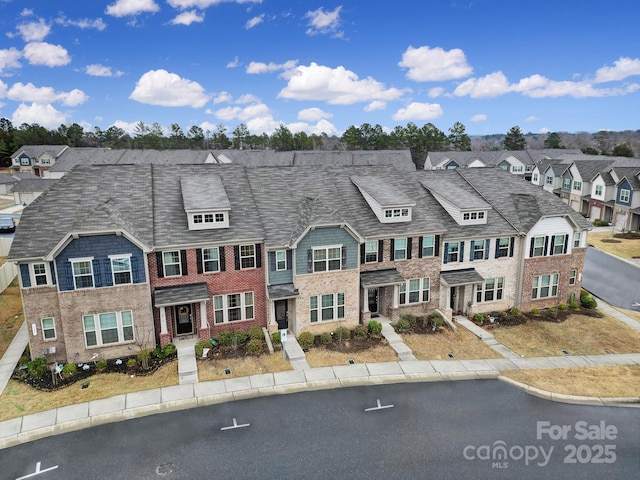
(176, 304, 193, 335)
(450, 287, 456, 310)
(275, 300, 288, 330)
(368, 288, 378, 314)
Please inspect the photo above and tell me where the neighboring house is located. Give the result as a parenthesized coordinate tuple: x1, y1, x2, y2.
(589, 170, 617, 223)
(0, 174, 17, 195)
(538, 161, 569, 194)
(9, 162, 591, 364)
(609, 167, 640, 231)
(10, 177, 58, 206)
(10, 145, 68, 177)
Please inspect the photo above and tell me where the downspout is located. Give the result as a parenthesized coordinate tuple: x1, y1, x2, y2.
(514, 232, 527, 309)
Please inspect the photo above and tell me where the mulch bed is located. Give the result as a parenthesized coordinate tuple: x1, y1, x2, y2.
(477, 306, 603, 329)
(309, 333, 386, 353)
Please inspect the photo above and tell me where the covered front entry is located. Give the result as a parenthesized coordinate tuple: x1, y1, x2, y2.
(360, 269, 405, 321)
(367, 288, 379, 314)
(268, 283, 299, 334)
(154, 283, 211, 343)
(441, 268, 485, 316)
(175, 304, 193, 335)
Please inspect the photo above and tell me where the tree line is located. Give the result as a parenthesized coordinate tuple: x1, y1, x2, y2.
(0, 117, 636, 168)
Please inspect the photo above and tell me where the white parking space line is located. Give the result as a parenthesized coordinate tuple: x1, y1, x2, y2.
(365, 399, 394, 412)
(221, 418, 251, 430)
(15, 462, 59, 480)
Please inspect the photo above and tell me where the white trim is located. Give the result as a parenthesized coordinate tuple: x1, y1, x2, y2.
(110, 254, 133, 285)
(82, 310, 135, 347)
(213, 291, 255, 324)
(41, 317, 56, 340)
(29, 262, 52, 287)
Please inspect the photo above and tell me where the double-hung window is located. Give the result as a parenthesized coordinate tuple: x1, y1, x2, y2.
(163, 251, 181, 277)
(213, 292, 254, 323)
(32, 263, 49, 286)
(620, 189, 630, 203)
(573, 232, 581, 248)
(240, 244, 256, 269)
(71, 259, 94, 289)
(472, 240, 485, 260)
(421, 236, 434, 257)
(202, 247, 220, 273)
(573, 181, 582, 191)
(313, 246, 341, 272)
(532, 274, 559, 299)
(569, 269, 577, 286)
(83, 311, 134, 347)
(364, 241, 378, 263)
(41, 317, 56, 340)
(276, 250, 287, 271)
(476, 277, 504, 303)
(545, 175, 553, 186)
(562, 177, 571, 189)
(595, 185, 603, 196)
(399, 278, 430, 305)
(496, 237, 510, 258)
(110, 255, 132, 285)
(394, 238, 407, 260)
(310, 293, 345, 322)
(446, 242, 459, 263)
(551, 234, 566, 255)
(531, 237, 545, 257)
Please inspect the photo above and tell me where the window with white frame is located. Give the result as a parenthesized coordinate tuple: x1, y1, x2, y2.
(310, 293, 345, 322)
(399, 278, 430, 304)
(213, 292, 254, 323)
(163, 251, 181, 277)
(394, 238, 407, 260)
(275, 250, 287, 271)
(620, 189, 630, 203)
(71, 259, 94, 289)
(531, 237, 545, 257)
(83, 311, 134, 347)
(202, 247, 220, 273)
(551, 234, 566, 255)
(573, 181, 582, 191)
(20, 157, 30, 166)
(532, 173, 539, 183)
(512, 165, 523, 173)
(215, 213, 225, 222)
(545, 175, 554, 186)
(573, 232, 581, 248)
(463, 211, 485, 221)
(364, 241, 378, 263)
(313, 246, 341, 272)
(496, 237, 511, 258)
(446, 242, 459, 263)
(32, 263, 49, 286)
(384, 208, 409, 218)
(532, 274, 559, 299)
(193, 214, 203, 224)
(240, 244, 256, 269)
(421, 236, 434, 257)
(476, 277, 504, 303)
(110, 255, 132, 285)
(569, 269, 577, 285)
(595, 185, 603, 196)
(41, 317, 56, 340)
(472, 240, 485, 260)
(562, 177, 571, 189)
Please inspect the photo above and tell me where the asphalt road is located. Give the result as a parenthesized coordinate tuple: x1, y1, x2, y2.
(2, 381, 638, 480)
(583, 247, 640, 311)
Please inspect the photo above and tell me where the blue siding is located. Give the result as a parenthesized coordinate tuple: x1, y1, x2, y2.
(616, 179, 632, 206)
(56, 234, 146, 291)
(19, 264, 30, 287)
(296, 227, 358, 274)
(268, 250, 294, 285)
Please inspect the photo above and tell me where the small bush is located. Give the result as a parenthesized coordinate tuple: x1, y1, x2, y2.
(400, 314, 417, 326)
(246, 339, 264, 355)
(216, 330, 234, 346)
(580, 294, 598, 309)
(510, 308, 521, 316)
(569, 301, 580, 310)
(297, 331, 314, 348)
(62, 363, 77, 376)
(138, 349, 151, 369)
(394, 319, 411, 331)
(500, 311, 508, 318)
(27, 358, 47, 379)
(368, 320, 382, 335)
(473, 313, 484, 323)
(248, 326, 264, 341)
(162, 344, 177, 357)
(231, 329, 248, 345)
(127, 358, 137, 368)
(152, 347, 165, 359)
(195, 340, 210, 358)
(334, 326, 351, 341)
(271, 331, 281, 345)
(558, 303, 568, 311)
(320, 332, 333, 344)
(531, 308, 540, 315)
(96, 358, 108, 370)
(352, 324, 368, 338)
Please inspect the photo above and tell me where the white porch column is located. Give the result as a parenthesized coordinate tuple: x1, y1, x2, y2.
(363, 287, 369, 312)
(160, 307, 168, 334)
(392, 284, 399, 309)
(200, 301, 208, 329)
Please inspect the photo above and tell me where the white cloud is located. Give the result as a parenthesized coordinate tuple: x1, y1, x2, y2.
(236, 93, 260, 104)
(392, 102, 443, 121)
(12, 103, 67, 129)
(16, 19, 51, 42)
(55, 16, 107, 31)
(167, 0, 261, 7)
(526, 115, 541, 122)
(399, 45, 473, 81)
(428, 87, 445, 98)
(594, 57, 640, 83)
(298, 107, 332, 122)
(287, 119, 338, 136)
(0, 80, 7, 98)
(470, 114, 487, 122)
(227, 56, 240, 68)
(105, 0, 160, 17)
(213, 91, 232, 104)
(278, 62, 408, 105)
(246, 116, 281, 135)
(129, 69, 210, 107)
(364, 100, 386, 112)
(23, 42, 71, 67)
(112, 120, 139, 135)
(85, 64, 124, 77)
(304, 6, 343, 37)
(7, 82, 88, 106)
(0, 48, 22, 74)
(453, 71, 511, 98)
(20, 9, 34, 17)
(245, 14, 264, 29)
(246, 60, 298, 74)
(170, 10, 205, 25)
(539, 127, 550, 134)
(214, 102, 271, 122)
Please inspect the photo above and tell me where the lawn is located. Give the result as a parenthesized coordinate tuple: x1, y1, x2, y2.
(0, 278, 23, 359)
(198, 352, 292, 382)
(305, 344, 398, 367)
(401, 327, 503, 360)
(587, 231, 640, 258)
(491, 312, 640, 357)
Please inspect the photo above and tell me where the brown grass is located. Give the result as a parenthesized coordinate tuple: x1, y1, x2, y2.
(503, 366, 640, 398)
(0, 278, 23, 358)
(492, 312, 640, 357)
(305, 344, 398, 367)
(0, 362, 179, 422)
(587, 231, 640, 258)
(198, 352, 292, 382)
(612, 306, 640, 322)
(401, 327, 503, 360)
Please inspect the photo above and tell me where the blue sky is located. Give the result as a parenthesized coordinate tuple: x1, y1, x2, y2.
(0, 0, 639, 138)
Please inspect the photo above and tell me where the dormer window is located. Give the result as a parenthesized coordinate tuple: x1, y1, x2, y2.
(384, 208, 409, 218)
(351, 176, 415, 224)
(463, 211, 485, 221)
(181, 175, 231, 231)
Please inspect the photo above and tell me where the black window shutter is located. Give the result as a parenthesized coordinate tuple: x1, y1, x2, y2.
(529, 238, 535, 257)
(286, 250, 292, 270)
(307, 248, 313, 273)
(563, 235, 569, 254)
(418, 236, 423, 258)
(435, 236, 440, 257)
(407, 237, 413, 259)
(269, 251, 276, 271)
(341, 246, 347, 269)
(509, 237, 515, 257)
(255, 244, 262, 268)
(443, 242, 449, 264)
(459, 241, 465, 262)
(234, 245, 240, 270)
(131, 256, 139, 283)
(196, 248, 203, 274)
(390, 239, 395, 261)
(220, 247, 226, 271)
(156, 252, 164, 278)
(378, 240, 384, 262)
(103, 258, 112, 286)
(180, 250, 188, 275)
(469, 241, 475, 262)
(495, 238, 500, 258)
(49, 261, 56, 285)
(485, 239, 490, 260)
(360, 243, 365, 264)
(92, 259, 102, 287)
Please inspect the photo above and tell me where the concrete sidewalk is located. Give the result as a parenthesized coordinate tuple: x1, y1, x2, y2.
(0, 322, 27, 394)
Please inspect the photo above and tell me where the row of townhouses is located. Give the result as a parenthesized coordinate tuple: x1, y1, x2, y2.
(9, 162, 592, 364)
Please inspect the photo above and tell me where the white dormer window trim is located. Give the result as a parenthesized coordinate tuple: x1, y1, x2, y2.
(462, 211, 486, 223)
(384, 208, 410, 218)
(69, 257, 95, 289)
(30, 262, 52, 287)
(188, 210, 229, 230)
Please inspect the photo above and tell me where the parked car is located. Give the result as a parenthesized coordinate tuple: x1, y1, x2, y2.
(0, 216, 15, 233)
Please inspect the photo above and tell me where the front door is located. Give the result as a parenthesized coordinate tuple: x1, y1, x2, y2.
(368, 288, 379, 314)
(275, 300, 288, 330)
(175, 304, 193, 335)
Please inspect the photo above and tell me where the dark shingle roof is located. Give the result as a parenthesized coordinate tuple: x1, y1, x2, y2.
(10, 178, 57, 193)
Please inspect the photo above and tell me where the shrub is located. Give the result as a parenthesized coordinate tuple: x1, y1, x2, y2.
(558, 303, 568, 311)
(353, 324, 368, 338)
(138, 349, 151, 369)
(152, 347, 165, 359)
(531, 308, 540, 315)
(580, 294, 598, 309)
(368, 320, 382, 335)
(19, 355, 29, 367)
(127, 358, 137, 368)
(231, 329, 248, 345)
(394, 319, 411, 331)
(320, 332, 333, 344)
(246, 339, 263, 355)
(216, 330, 234, 346)
(473, 313, 484, 323)
(271, 331, 281, 345)
(334, 326, 351, 341)
(429, 314, 444, 329)
(195, 340, 210, 358)
(569, 301, 580, 310)
(400, 314, 417, 326)
(62, 363, 77, 376)
(27, 358, 47, 379)
(297, 331, 314, 348)
(510, 308, 521, 316)
(500, 311, 508, 318)
(248, 326, 264, 341)
(96, 358, 108, 370)
(162, 343, 177, 357)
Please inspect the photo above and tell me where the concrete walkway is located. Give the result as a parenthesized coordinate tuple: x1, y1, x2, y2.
(176, 339, 198, 385)
(0, 322, 28, 394)
(455, 316, 522, 360)
(283, 336, 310, 370)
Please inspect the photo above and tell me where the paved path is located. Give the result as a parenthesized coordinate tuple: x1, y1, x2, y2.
(0, 322, 27, 394)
